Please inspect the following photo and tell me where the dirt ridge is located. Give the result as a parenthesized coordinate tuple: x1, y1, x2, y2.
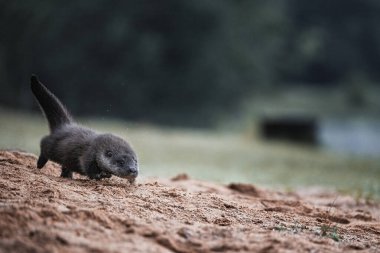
(0, 151, 379, 252)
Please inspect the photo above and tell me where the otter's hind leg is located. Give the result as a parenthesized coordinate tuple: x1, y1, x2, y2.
(60, 167, 73, 179)
(37, 155, 48, 169)
(37, 135, 50, 169)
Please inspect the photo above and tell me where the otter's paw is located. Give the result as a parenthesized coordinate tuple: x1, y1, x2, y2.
(100, 171, 112, 178)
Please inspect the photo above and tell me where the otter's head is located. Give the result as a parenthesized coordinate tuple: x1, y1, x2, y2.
(93, 134, 138, 180)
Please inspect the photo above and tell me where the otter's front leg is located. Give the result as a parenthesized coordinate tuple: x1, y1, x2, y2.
(87, 160, 110, 180)
(87, 160, 101, 180)
(60, 166, 73, 179)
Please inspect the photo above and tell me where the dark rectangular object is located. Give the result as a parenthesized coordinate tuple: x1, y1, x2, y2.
(260, 117, 318, 145)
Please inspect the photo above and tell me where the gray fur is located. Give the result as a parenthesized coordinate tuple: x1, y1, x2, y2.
(31, 75, 138, 181)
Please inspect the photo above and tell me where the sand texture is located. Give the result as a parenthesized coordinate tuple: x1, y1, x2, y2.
(0, 151, 379, 253)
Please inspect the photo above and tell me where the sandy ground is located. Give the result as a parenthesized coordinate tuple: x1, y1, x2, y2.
(0, 151, 379, 253)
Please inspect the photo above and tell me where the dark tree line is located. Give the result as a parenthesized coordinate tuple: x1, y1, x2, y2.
(1, 0, 379, 126)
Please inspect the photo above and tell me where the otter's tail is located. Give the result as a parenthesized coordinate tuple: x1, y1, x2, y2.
(31, 75, 73, 132)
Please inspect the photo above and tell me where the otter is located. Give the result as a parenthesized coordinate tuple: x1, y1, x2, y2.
(31, 75, 138, 182)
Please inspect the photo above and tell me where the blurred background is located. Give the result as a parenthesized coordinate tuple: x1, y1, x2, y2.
(0, 0, 379, 197)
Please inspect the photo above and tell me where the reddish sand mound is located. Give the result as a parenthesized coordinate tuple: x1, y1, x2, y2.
(0, 151, 379, 253)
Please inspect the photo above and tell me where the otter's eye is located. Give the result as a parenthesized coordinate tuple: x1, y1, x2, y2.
(105, 151, 113, 158)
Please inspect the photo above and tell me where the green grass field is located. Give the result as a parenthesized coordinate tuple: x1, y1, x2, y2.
(1, 108, 379, 198)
